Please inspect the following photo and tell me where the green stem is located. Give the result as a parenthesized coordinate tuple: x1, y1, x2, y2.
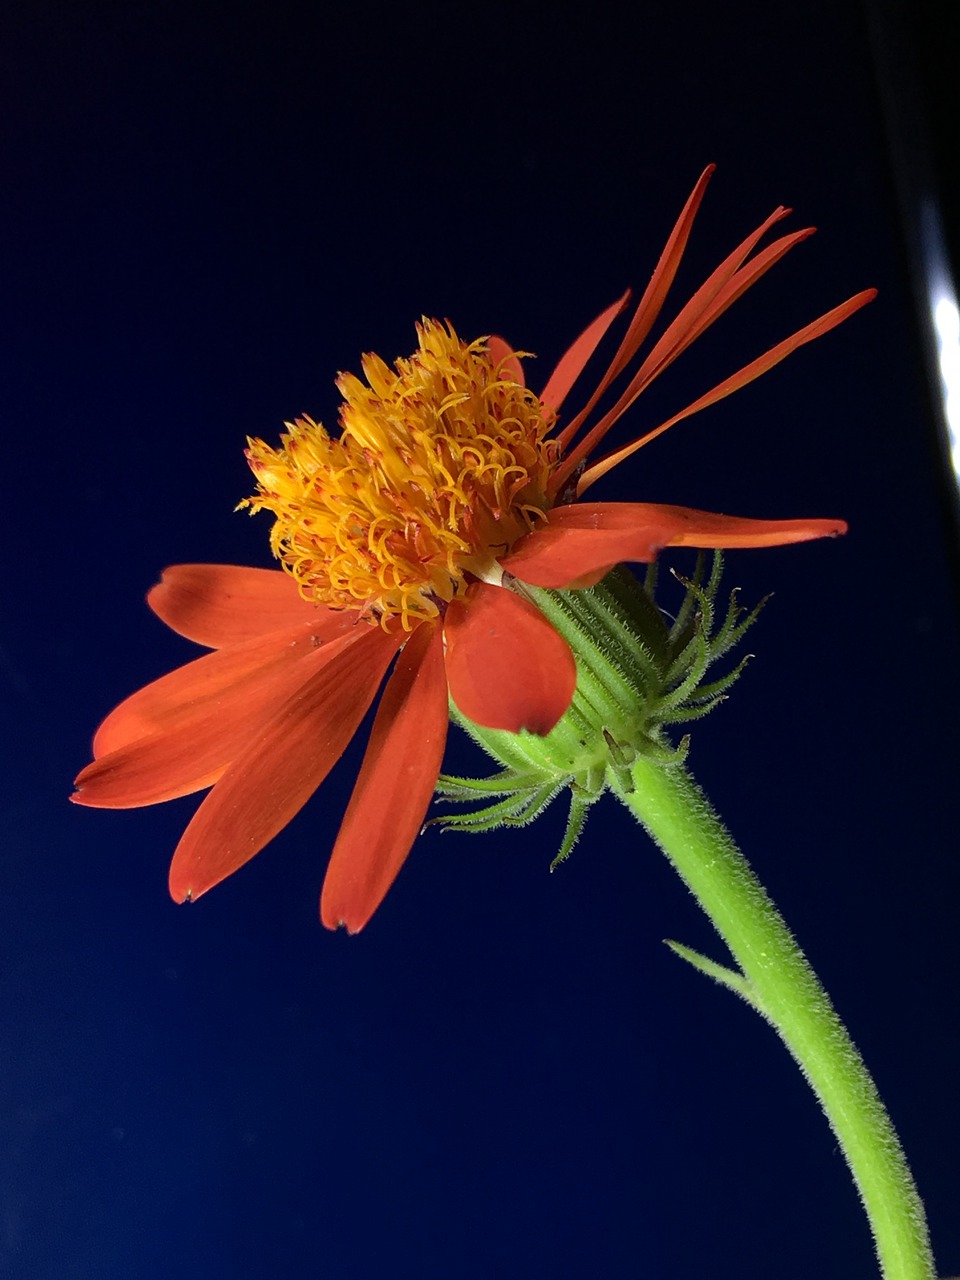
(611, 756, 935, 1280)
(448, 566, 936, 1275)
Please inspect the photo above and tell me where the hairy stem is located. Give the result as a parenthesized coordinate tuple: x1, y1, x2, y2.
(612, 756, 935, 1280)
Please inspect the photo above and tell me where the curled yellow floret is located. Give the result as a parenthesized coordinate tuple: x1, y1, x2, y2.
(243, 320, 558, 628)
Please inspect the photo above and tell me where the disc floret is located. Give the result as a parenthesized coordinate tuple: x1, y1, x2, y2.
(243, 320, 559, 629)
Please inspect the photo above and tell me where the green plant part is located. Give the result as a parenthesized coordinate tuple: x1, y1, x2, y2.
(435, 553, 764, 867)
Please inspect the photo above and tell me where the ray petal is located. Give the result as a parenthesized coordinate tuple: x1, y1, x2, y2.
(148, 564, 332, 648)
(486, 336, 525, 387)
(555, 165, 716, 444)
(624, 219, 808, 391)
(654, 505, 848, 548)
(320, 622, 448, 934)
(577, 288, 877, 493)
(553, 203, 796, 489)
(503, 502, 847, 588)
(443, 583, 576, 735)
(539, 291, 631, 413)
(73, 630, 365, 808)
(603, 165, 717, 383)
(167, 624, 402, 904)
(91, 615, 360, 758)
(664, 226, 815, 370)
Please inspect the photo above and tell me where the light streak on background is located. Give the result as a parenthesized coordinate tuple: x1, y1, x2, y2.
(868, 0, 960, 544)
(922, 199, 960, 481)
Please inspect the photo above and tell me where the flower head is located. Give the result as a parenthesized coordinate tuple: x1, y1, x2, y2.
(241, 320, 558, 628)
(72, 167, 873, 932)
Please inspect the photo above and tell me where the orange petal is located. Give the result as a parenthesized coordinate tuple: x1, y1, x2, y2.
(167, 624, 403, 904)
(578, 288, 877, 493)
(620, 219, 807, 393)
(661, 226, 815, 371)
(503, 502, 847, 588)
(320, 622, 448, 933)
(486, 336, 525, 387)
(72, 630, 365, 808)
(148, 564, 331, 648)
(443, 582, 576, 735)
(91, 615, 360, 759)
(539, 290, 631, 413)
(657, 506, 848, 548)
(554, 165, 716, 445)
(554, 201, 796, 488)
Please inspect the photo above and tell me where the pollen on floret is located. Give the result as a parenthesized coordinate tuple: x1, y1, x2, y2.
(242, 320, 560, 628)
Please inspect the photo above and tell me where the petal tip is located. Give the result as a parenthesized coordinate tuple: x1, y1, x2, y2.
(169, 858, 206, 905)
(320, 900, 366, 935)
(70, 766, 107, 807)
(519, 706, 567, 737)
(169, 875, 200, 906)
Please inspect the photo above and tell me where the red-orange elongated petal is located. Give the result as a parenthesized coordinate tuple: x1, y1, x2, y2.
(659, 507, 848, 547)
(553, 202, 795, 491)
(148, 564, 329, 648)
(320, 622, 447, 934)
(578, 288, 878, 494)
(91, 615, 360, 759)
(443, 582, 576, 735)
(555, 165, 715, 445)
(503, 502, 847, 589)
(660, 226, 815, 373)
(73, 630, 364, 809)
(168, 624, 402, 904)
(602, 165, 717, 385)
(540, 290, 631, 413)
(486, 336, 525, 387)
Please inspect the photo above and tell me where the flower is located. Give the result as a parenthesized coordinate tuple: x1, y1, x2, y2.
(72, 166, 874, 932)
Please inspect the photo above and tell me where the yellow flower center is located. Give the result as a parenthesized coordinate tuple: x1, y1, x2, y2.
(243, 320, 559, 629)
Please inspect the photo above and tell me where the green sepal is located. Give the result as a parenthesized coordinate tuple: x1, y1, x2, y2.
(429, 779, 565, 833)
(550, 785, 598, 870)
(435, 768, 547, 800)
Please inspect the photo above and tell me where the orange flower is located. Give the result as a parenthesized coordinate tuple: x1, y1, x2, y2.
(72, 166, 873, 932)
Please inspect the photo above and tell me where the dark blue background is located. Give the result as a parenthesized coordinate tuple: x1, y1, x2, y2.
(3, 2, 958, 1277)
